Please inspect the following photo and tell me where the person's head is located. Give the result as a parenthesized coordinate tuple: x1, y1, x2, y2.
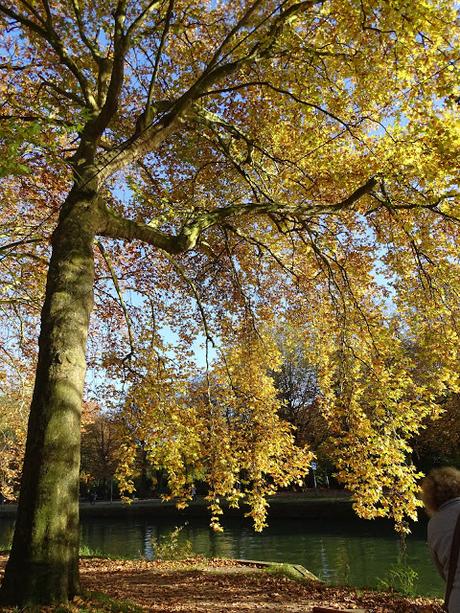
(421, 467, 460, 516)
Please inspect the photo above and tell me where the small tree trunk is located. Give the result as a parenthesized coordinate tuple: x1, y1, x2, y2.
(0, 184, 99, 606)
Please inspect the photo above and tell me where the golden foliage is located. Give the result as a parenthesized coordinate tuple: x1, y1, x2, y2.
(116, 330, 312, 531)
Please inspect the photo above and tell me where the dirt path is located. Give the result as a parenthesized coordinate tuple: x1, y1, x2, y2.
(0, 556, 444, 612)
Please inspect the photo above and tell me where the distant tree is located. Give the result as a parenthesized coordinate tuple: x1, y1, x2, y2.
(80, 411, 121, 498)
(0, 362, 34, 502)
(272, 329, 322, 447)
(0, 387, 28, 501)
(413, 394, 460, 469)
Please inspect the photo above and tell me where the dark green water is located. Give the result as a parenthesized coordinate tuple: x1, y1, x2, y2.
(0, 516, 444, 597)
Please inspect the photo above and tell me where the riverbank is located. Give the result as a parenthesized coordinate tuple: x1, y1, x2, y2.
(0, 492, 429, 531)
(78, 492, 361, 521)
(0, 492, 362, 522)
(0, 555, 443, 612)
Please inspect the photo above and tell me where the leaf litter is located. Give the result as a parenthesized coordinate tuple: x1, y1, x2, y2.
(0, 555, 444, 612)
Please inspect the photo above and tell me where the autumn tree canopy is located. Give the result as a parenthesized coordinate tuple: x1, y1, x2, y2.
(0, 0, 459, 606)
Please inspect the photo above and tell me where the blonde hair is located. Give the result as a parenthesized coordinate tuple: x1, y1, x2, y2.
(421, 467, 460, 516)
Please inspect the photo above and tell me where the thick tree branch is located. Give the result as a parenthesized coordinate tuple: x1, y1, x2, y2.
(177, 176, 378, 239)
(99, 206, 184, 254)
(99, 177, 377, 253)
(80, 0, 128, 139)
(77, 1, 167, 150)
(19, 0, 45, 24)
(0, 2, 47, 36)
(40, 0, 53, 27)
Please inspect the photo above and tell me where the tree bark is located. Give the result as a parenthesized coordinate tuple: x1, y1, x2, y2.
(0, 182, 100, 606)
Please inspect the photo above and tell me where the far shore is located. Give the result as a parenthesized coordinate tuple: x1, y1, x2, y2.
(0, 490, 353, 520)
(0, 491, 428, 526)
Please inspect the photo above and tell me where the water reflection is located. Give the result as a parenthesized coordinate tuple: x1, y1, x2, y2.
(0, 515, 443, 597)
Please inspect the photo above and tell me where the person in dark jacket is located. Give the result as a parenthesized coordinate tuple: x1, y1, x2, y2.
(421, 467, 460, 613)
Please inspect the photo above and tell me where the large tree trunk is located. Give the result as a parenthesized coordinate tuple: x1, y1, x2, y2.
(0, 182, 99, 606)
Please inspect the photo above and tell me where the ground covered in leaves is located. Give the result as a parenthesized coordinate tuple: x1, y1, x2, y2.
(0, 555, 444, 612)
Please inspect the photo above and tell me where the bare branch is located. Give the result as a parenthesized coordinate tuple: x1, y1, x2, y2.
(126, 0, 161, 41)
(0, 62, 35, 71)
(97, 240, 135, 360)
(0, 1, 96, 109)
(198, 80, 358, 132)
(70, 0, 104, 62)
(163, 251, 216, 348)
(225, 222, 300, 282)
(205, 0, 266, 72)
(0, 113, 74, 126)
(0, 238, 42, 254)
(38, 75, 86, 106)
(146, 0, 174, 110)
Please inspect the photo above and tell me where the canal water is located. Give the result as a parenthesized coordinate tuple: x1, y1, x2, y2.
(0, 515, 444, 597)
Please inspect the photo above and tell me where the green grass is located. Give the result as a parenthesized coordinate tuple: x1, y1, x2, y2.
(79, 544, 106, 558)
(377, 561, 419, 597)
(1, 544, 108, 558)
(78, 545, 142, 560)
(1, 543, 141, 560)
(0, 535, 12, 552)
(4, 544, 141, 559)
(153, 524, 194, 561)
(264, 562, 320, 583)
